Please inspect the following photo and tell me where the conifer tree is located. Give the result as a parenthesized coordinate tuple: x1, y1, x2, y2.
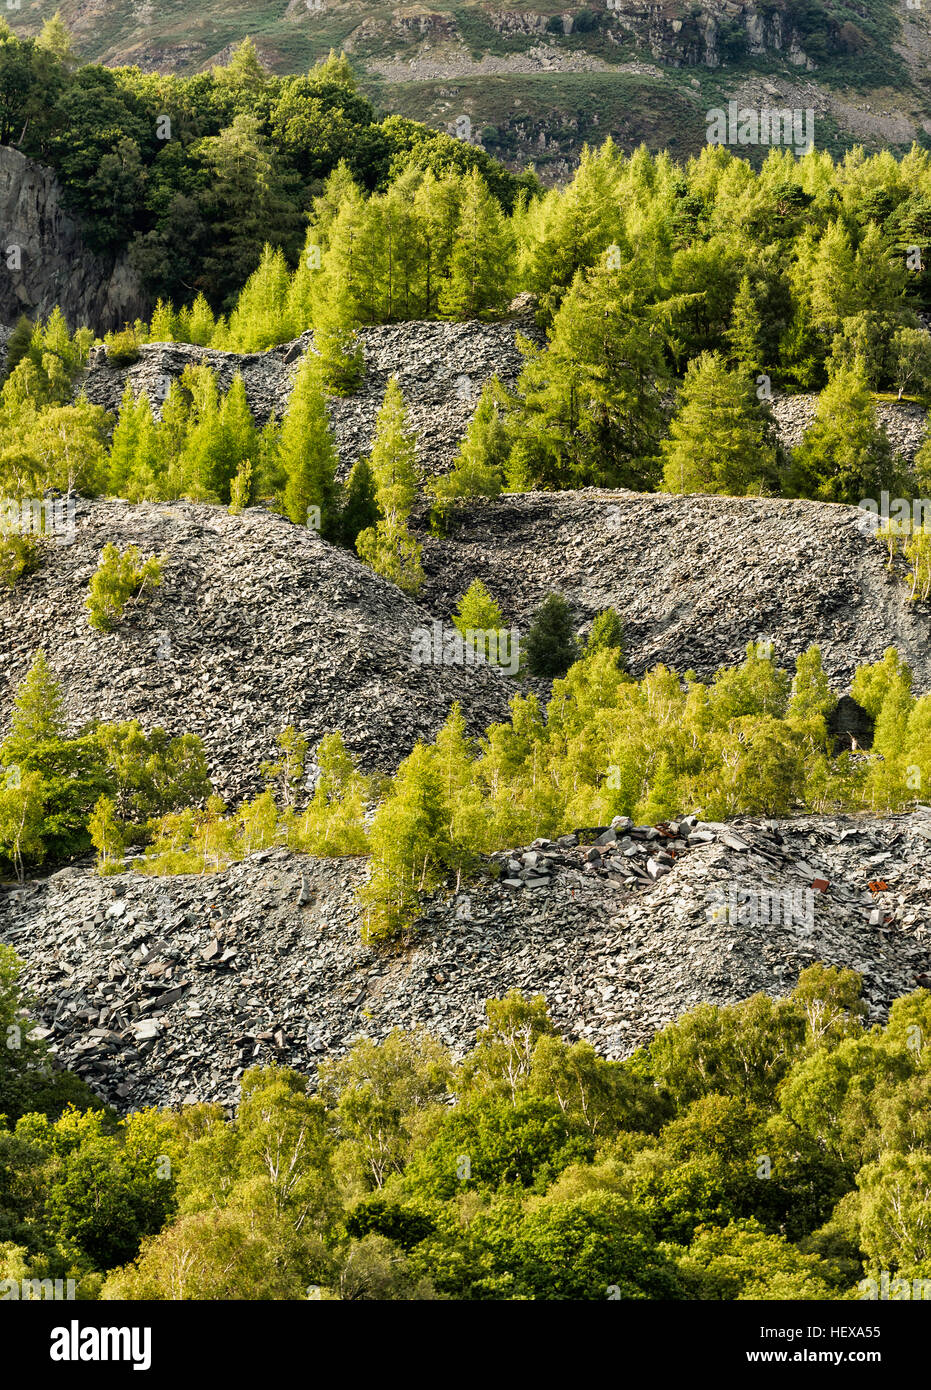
(253, 415, 283, 501)
(229, 459, 253, 515)
(37, 11, 77, 66)
(155, 379, 194, 496)
(788, 368, 898, 504)
(414, 171, 462, 317)
(808, 221, 858, 337)
(106, 382, 140, 495)
(361, 742, 450, 940)
(291, 731, 368, 856)
(148, 300, 175, 343)
(226, 244, 293, 351)
(123, 392, 161, 501)
(354, 378, 424, 591)
(661, 351, 779, 496)
(432, 701, 482, 875)
(2, 316, 33, 383)
(453, 581, 506, 658)
(728, 275, 766, 377)
(2, 649, 66, 759)
(517, 257, 667, 489)
(367, 377, 418, 526)
(176, 368, 225, 502)
(217, 374, 260, 498)
(311, 277, 364, 396)
(336, 456, 379, 549)
(523, 594, 579, 678)
(177, 294, 217, 348)
(439, 170, 513, 321)
(584, 608, 625, 664)
(278, 353, 339, 535)
(430, 381, 507, 515)
(355, 521, 424, 596)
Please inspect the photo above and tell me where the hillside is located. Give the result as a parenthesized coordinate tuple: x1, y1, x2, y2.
(3, 809, 929, 1108)
(79, 316, 539, 479)
(0, 496, 519, 799)
(2, 482, 930, 808)
(9, 0, 931, 175)
(418, 489, 931, 687)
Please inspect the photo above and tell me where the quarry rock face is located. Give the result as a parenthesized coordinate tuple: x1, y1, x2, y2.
(0, 147, 148, 334)
(3, 812, 929, 1109)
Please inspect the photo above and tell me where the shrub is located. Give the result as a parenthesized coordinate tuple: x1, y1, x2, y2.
(86, 544, 165, 632)
(103, 327, 142, 366)
(0, 532, 41, 589)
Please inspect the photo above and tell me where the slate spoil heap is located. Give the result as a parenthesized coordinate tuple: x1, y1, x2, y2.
(2, 812, 930, 1111)
(0, 496, 516, 798)
(79, 317, 535, 481)
(419, 490, 931, 688)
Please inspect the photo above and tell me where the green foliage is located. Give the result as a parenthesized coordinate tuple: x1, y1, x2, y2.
(661, 351, 779, 496)
(0, 655, 214, 876)
(788, 368, 899, 504)
(102, 326, 141, 366)
(88, 795, 125, 875)
(278, 354, 340, 536)
(85, 544, 165, 632)
(0, 529, 41, 590)
(584, 607, 625, 663)
(429, 380, 508, 520)
(2, 969, 931, 1300)
(2, 316, 34, 382)
(335, 456, 379, 550)
(354, 378, 424, 594)
(452, 580, 505, 648)
(523, 593, 580, 678)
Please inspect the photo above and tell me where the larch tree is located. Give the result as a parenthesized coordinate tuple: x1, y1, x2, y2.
(278, 352, 339, 535)
(661, 351, 780, 496)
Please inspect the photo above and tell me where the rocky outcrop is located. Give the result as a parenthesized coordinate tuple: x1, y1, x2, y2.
(3, 809, 929, 1108)
(418, 490, 931, 689)
(605, 0, 814, 71)
(486, 11, 550, 36)
(0, 146, 148, 334)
